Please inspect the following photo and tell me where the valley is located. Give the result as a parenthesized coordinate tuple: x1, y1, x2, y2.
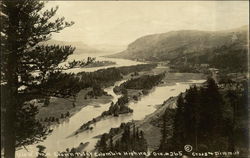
(16, 56, 206, 157)
(15, 25, 248, 158)
(2, 1, 248, 158)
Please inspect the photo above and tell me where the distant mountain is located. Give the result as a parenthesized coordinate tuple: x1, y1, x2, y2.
(108, 25, 248, 61)
(91, 44, 126, 54)
(44, 39, 107, 55)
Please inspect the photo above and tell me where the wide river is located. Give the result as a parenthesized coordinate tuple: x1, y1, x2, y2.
(16, 57, 205, 158)
(62, 55, 144, 73)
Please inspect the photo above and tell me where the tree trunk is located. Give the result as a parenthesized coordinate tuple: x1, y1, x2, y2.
(4, 1, 19, 157)
(231, 102, 236, 152)
(4, 92, 17, 158)
(4, 46, 18, 157)
(195, 127, 198, 151)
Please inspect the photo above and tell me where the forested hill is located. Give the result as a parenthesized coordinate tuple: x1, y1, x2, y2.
(108, 25, 248, 61)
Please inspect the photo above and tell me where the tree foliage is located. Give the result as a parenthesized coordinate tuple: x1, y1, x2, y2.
(0, 0, 78, 156)
(96, 122, 148, 157)
(120, 73, 165, 90)
(158, 78, 249, 156)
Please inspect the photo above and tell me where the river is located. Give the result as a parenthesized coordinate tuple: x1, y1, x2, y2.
(16, 57, 205, 158)
(62, 55, 144, 73)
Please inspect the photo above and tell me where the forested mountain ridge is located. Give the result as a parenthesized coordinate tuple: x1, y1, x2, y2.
(108, 25, 248, 61)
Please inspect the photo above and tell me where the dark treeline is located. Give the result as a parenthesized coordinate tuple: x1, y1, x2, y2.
(207, 43, 247, 73)
(85, 84, 110, 99)
(84, 60, 116, 68)
(117, 64, 157, 76)
(41, 64, 157, 98)
(76, 94, 133, 134)
(158, 78, 249, 156)
(104, 72, 166, 116)
(102, 95, 133, 117)
(114, 72, 165, 95)
(170, 43, 248, 73)
(75, 70, 166, 134)
(120, 73, 165, 90)
(96, 122, 148, 158)
(40, 111, 70, 124)
(77, 64, 157, 88)
(58, 122, 147, 158)
(65, 57, 96, 69)
(77, 95, 133, 133)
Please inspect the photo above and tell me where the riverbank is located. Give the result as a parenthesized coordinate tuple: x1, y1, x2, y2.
(36, 63, 157, 126)
(66, 65, 206, 139)
(69, 72, 166, 136)
(84, 60, 116, 68)
(16, 60, 208, 156)
(90, 79, 204, 153)
(88, 77, 206, 153)
(91, 96, 178, 153)
(137, 96, 177, 151)
(36, 88, 113, 126)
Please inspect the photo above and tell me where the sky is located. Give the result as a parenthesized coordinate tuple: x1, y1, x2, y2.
(46, 1, 249, 46)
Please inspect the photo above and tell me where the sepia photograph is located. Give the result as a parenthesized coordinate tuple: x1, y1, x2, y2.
(1, 0, 249, 158)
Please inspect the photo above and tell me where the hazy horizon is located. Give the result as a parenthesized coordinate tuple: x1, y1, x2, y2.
(46, 1, 249, 47)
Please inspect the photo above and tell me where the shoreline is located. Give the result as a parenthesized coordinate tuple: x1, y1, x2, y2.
(136, 96, 177, 152)
(36, 63, 158, 127)
(66, 67, 206, 138)
(90, 78, 206, 153)
(32, 63, 207, 155)
(36, 88, 113, 126)
(68, 89, 149, 137)
(68, 71, 167, 137)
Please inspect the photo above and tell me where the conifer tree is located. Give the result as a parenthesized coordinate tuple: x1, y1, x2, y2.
(172, 94, 185, 150)
(109, 135, 113, 151)
(1, 1, 79, 157)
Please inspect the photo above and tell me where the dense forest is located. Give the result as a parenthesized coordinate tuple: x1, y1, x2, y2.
(58, 122, 148, 158)
(85, 84, 110, 99)
(74, 70, 166, 135)
(158, 78, 249, 157)
(102, 95, 133, 117)
(40, 64, 157, 98)
(96, 122, 148, 158)
(113, 73, 165, 95)
(77, 64, 157, 88)
(57, 77, 248, 158)
(170, 43, 248, 73)
(105, 73, 166, 116)
(120, 73, 165, 90)
(74, 71, 166, 135)
(1, 63, 156, 151)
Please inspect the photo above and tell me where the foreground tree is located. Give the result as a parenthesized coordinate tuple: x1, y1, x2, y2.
(1, 1, 80, 157)
(162, 78, 249, 154)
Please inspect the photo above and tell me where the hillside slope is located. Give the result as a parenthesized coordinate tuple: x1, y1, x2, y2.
(109, 25, 248, 61)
